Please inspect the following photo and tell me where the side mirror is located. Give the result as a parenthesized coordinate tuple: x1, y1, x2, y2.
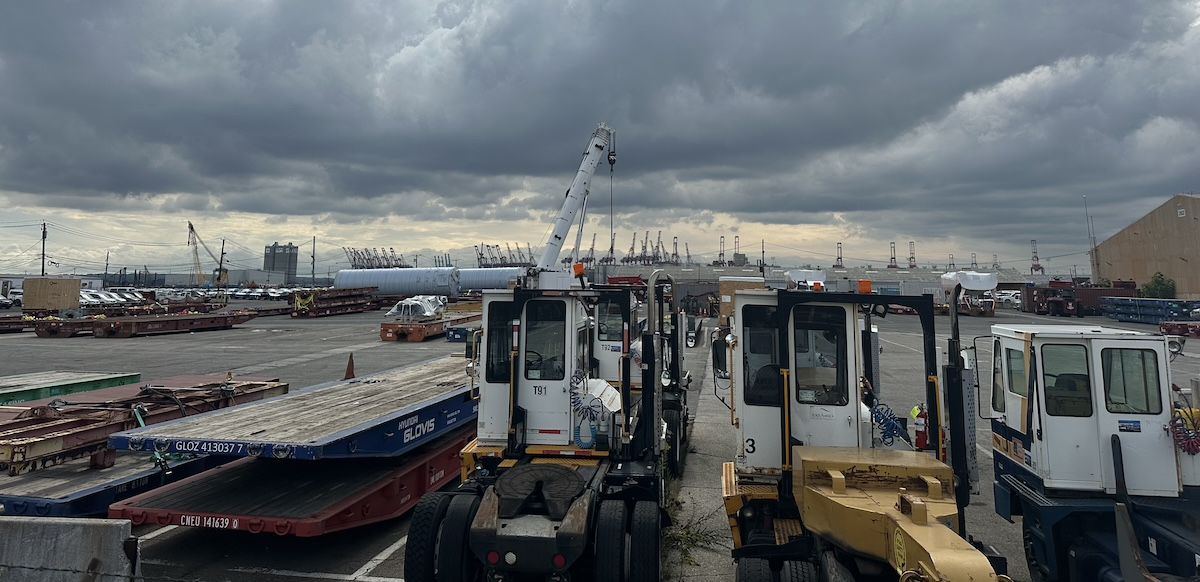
(1168, 336, 1185, 359)
(711, 336, 729, 380)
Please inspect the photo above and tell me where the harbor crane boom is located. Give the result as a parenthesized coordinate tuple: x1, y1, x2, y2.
(534, 123, 615, 270)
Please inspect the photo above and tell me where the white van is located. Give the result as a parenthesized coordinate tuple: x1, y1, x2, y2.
(7, 289, 22, 307)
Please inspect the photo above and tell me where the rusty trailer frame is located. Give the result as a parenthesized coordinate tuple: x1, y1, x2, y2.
(380, 312, 482, 342)
(0, 376, 287, 476)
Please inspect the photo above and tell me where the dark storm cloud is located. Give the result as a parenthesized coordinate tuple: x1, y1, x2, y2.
(1, 0, 1199, 258)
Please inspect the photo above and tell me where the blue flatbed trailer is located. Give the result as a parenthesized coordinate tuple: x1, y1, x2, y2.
(108, 356, 476, 460)
(0, 452, 223, 517)
(104, 356, 478, 535)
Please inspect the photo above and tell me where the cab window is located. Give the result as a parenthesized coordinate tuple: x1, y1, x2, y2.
(1101, 348, 1162, 414)
(595, 300, 624, 342)
(485, 301, 514, 383)
(1041, 344, 1092, 417)
(991, 339, 1005, 412)
(742, 305, 781, 406)
(524, 300, 567, 381)
(1006, 348, 1027, 397)
(791, 305, 847, 406)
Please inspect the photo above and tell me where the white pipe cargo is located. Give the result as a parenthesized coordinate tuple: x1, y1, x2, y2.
(333, 268, 460, 297)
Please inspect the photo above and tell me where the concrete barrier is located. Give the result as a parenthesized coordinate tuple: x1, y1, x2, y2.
(0, 516, 138, 581)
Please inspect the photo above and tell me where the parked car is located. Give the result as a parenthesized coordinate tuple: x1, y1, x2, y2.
(7, 289, 22, 307)
(994, 290, 1021, 307)
(0, 296, 12, 309)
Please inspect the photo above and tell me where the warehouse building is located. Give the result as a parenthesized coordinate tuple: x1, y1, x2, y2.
(1093, 193, 1200, 299)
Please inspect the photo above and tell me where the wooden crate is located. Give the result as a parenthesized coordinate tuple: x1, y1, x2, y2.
(23, 277, 81, 311)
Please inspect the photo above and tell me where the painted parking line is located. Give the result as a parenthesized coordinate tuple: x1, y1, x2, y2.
(351, 535, 408, 579)
(227, 566, 404, 582)
(138, 525, 178, 541)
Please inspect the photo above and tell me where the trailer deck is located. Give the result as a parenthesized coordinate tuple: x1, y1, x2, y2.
(108, 426, 472, 536)
(109, 356, 476, 460)
(0, 452, 222, 517)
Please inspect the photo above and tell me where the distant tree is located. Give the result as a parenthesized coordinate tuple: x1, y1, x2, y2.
(1141, 272, 1176, 298)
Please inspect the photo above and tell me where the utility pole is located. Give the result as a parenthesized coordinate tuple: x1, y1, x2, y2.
(311, 236, 316, 286)
(217, 239, 226, 292)
(40, 222, 47, 276)
(104, 251, 110, 287)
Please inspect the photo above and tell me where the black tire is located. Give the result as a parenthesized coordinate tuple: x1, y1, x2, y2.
(665, 409, 683, 477)
(438, 494, 482, 582)
(1023, 517, 1057, 582)
(736, 557, 775, 582)
(629, 501, 660, 582)
(594, 499, 628, 582)
(781, 560, 818, 582)
(404, 492, 454, 582)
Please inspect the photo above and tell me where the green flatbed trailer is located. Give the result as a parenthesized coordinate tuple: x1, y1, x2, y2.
(0, 371, 141, 405)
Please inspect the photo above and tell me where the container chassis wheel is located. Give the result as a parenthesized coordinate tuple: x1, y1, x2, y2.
(404, 492, 453, 582)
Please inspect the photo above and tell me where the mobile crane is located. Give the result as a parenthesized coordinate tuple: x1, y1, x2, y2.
(405, 123, 691, 582)
(985, 324, 1200, 581)
(713, 285, 1011, 581)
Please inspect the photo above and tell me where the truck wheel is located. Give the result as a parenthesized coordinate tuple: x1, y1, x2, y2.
(781, 560, 818, 582)
(438, 494, 482, 582)
(735, 558, 774, 582)
(404, 492, 452, 582)
(1023, 518, 1057, 582)
(629, 501, 660, 582)
(665, 409, 683, 477)
(594, 499, 628, 582)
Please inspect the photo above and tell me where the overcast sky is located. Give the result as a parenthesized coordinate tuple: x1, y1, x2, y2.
(2, 0, 1199, 279)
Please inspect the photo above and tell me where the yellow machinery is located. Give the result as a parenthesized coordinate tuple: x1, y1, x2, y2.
(712, 287, 1011, 581)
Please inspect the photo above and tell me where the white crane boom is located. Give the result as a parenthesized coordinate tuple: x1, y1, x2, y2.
(535, 123, 615, 270)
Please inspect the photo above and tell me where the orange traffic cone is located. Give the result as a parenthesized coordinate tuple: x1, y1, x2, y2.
(343, 353, 355, 380)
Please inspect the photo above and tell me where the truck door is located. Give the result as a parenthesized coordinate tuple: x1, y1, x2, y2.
(738, 304, 783, 469)
(788, 304, 858, 447)
(990, 337, 1036, 469)
(1035, 343, 1103, 490)
(1090, 340, 1178, 496)
(520, 299, 572, 445)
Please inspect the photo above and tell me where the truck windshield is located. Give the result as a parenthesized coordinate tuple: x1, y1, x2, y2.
(791, 305, 847, 406)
